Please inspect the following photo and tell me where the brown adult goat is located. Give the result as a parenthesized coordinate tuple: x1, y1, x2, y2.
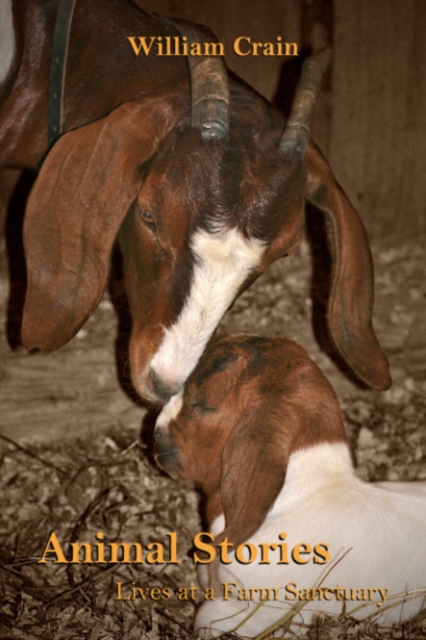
(0, 0, 391, 405)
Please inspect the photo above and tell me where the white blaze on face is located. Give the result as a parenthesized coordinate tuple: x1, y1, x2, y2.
(0, 0, 15, 85)
(155, 390, 183, 430)
(149, 227, 265, 393)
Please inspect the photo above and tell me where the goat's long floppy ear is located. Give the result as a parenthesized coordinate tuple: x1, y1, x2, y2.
(217, 410, 287, 547)
(304, 142, 391, 391)
(22, 100, 171, 351)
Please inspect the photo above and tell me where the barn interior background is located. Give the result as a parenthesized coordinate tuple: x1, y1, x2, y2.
(1, 1, 425, 639)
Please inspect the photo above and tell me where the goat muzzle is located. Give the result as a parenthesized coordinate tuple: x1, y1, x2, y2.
(153, 426, 181, 477)
(148, 368, 180, 404)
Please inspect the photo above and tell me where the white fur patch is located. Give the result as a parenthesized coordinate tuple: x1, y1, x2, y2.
(155, 391, 183, 429)
(0, 0, 15, 85)
(196, 441, 426, 637)
(273, 442, 355, 508)
(149, 228, 265, 393)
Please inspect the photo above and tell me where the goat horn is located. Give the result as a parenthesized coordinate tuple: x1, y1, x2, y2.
(279, 47, 331, 158)
(158, 15, 230, 139)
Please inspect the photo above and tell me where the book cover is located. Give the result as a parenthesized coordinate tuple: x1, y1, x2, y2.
(1, 1, 425, 638)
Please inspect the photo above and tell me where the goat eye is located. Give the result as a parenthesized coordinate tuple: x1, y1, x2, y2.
(190, 401, 217, 416)
(139, 209, 157, 231)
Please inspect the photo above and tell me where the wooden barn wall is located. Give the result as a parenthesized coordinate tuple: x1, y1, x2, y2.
(330, 0, 426, 240)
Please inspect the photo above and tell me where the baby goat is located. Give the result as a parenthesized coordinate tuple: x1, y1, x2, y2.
(154, 335, 426, 638)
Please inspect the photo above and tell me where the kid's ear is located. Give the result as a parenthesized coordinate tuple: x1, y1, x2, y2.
(217, 408, 287, 547)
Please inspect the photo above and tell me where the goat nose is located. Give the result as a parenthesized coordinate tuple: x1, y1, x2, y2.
(153, 426, 175, 456)
(153, 427, 181, 475)
(149, 368, 180, 403)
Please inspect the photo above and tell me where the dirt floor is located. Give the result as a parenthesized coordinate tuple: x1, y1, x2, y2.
(1, 186, 426, 638)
